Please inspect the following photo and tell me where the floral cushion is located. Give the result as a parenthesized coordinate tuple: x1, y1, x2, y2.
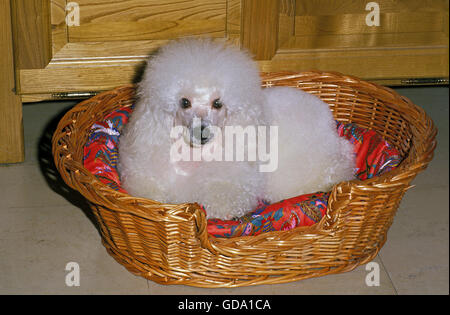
(83, 105, 402, 238)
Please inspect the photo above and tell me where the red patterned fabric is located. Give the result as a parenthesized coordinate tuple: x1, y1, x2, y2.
(83, 106, 402, 238)
(83, 107, 133, 193)
(206, 192, 329, 237)
(337, 123, 402, 180)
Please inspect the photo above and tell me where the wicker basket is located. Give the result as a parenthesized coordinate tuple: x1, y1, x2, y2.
(52, 71, 437, 287)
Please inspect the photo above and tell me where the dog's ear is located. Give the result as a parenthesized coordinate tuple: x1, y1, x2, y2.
(132, 60, 147, 84)
(133, 45, 163, 84)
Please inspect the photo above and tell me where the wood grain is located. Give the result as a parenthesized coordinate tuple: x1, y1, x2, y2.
(69, 20, 225, 42)
(241, 0, 279, 60)
(10, 0, 52, 70)
(75, 0, 226, 22)
(294, 11, 446, 36)
(227, 0, 241, 46)
(0, 0, 24, 163)
(296, 0, 449, 16)
(51, 0, 68, 55)
(20, 66, 139, 94)
(49, 40, 167, 62)
(278, 0, 295, 47)
(261, 46, 449, 80)
(281, 31, 449, 50)
(68, 0, 227, 42)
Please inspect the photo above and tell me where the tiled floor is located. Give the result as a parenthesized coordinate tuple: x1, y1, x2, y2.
(0, 86, 448, 295)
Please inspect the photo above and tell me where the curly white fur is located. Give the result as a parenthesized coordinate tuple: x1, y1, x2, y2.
(262, 87, 355, 202)
(118, 38, 355, 220)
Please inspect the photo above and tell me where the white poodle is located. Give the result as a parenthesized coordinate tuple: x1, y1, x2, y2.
(118, 38, 355, 220)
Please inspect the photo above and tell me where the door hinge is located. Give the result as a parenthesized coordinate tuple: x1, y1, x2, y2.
(401, 78, 449, 85)
(51, 91, 99, 99)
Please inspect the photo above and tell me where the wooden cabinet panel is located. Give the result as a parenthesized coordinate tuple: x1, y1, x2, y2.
(266, 0, 449, 81)
(1, 0, 24, 163)
(17, 0, 242, 101)
(68, 0, 227, 42)
(10, 0, 52, 70)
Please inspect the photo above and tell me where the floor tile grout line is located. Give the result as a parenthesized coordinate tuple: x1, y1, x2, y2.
(377, 253, 399, 295)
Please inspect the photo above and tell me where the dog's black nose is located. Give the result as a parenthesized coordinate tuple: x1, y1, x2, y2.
(201, 124, 211, 142)
(190, 122, 212, 145)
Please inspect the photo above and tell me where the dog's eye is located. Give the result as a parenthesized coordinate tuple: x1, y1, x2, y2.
(212, 99, 223, 109)
(180, 98, 191, 109)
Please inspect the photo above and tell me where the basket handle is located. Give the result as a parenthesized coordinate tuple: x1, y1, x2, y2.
(319, 181, 353, 231)
(185, 203, 219, 254)
(323, 174, 416, 233)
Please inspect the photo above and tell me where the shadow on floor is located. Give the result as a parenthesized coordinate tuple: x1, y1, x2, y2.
(37, 102, 101, 235)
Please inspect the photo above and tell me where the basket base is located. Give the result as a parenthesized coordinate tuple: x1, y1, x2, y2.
(100, 236, 382, 288)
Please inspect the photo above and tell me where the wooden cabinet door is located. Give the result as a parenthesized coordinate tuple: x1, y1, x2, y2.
(244, 0, 449, 85)
(11, 0, 450, 103)
(15, 0, 241, 102)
